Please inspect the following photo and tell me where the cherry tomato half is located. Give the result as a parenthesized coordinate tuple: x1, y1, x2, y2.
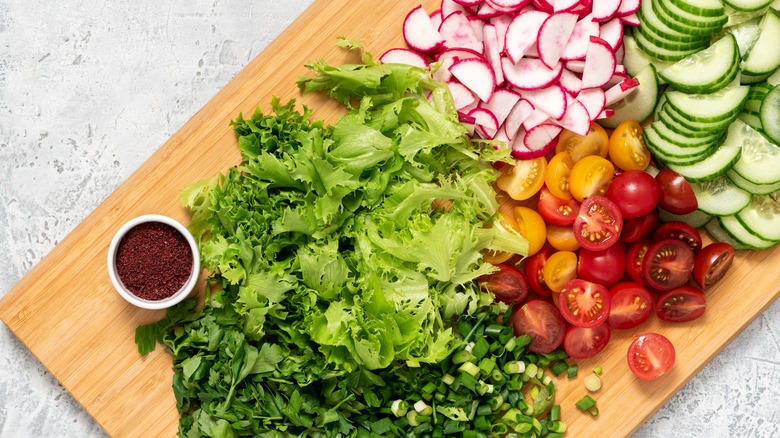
(557, 279, 611, 328)
(496, 157, 547, 201)
(606, 170, 660, 218)
(513, 206, 547, 256)
(642, 239, 695, 291)
(655, 169, 698, 215)
(511, 299, 566, 353)
(573, 196, 623, 251)
(627, 333, 676, 380)
(478, 264, 529, 305)
(577, 242, 626, 287)
(608, 120, 652, 171)
(653, 221, 703, 254)
(608, 282, 654, 330)
(543, 251, 578, 293)
(547, 225, 581, 251)
(621, 210, 659, 243)
(655, 286, 707, 322)
(564, 323, 611, 359)
(538, 186, 581, 227)
(545, 151, 575, 200)
(524, 247, 554, 297)
(569, 155, 615, 202)
(693, 242, 735, 290)
(626, 240, 652, 286)
(556, 122, 609, 162)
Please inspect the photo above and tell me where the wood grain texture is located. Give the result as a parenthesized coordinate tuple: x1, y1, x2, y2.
(0, 0, 778, 436)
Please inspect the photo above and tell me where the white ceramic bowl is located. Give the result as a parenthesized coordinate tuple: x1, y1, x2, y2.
(107, 214, 200, 310)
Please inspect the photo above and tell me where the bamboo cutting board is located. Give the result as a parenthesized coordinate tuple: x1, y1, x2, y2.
(1, 0, 778, 436)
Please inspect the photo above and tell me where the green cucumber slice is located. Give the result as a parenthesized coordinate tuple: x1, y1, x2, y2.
(658, 208, 712, 228)
(722, 17, 762, 58)
(742, 9, 780, 75)
(736, 194, 780, 241)
(665, 82, 749, 123)
(599, 64, 659, 129)
(667, 145, 742, 182)
(768, 68, 780, 86)
(759, 85, 780, 144)
(652, 118, 723, 147)
(633, 28, 703, 61)
(724, 0, 773, 11)
(704, 218, 752, 249)
(730, 120, 780, 184)
(738, 110, 764, 131)
(639, 0, 704, 42)
(657, 0, 728, 31)
(659, 34, 740, 94)
(718, 215, 778, 248)
(670, 0, 728, 16)
(727, 169, 780, 194)
(690, 175, 752, 215)
(662, 101, 737, 131)
(623, 35, 675, 79)
(657, 104, 728, 137)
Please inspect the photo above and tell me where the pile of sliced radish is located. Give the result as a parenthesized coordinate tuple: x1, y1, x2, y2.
(379, 0, 642, 159)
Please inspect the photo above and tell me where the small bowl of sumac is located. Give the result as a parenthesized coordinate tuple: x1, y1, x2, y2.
(107, 214, 200, 310)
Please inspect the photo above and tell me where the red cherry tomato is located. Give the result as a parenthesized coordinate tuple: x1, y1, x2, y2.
(577, 242, 626, 287)
(478, 264, 529, 305)
(606, 170, 660, 218)
(627, 333, 676, 380)
(642, 239, 695, 291)
(655, 286, 707, 322)
(653, 221, 703, 254)
(607, 282, 654, 329)
(511, 299, 566, 353)
(523, 247, 554, 297)
(655, 169, 698, 215)
(573, 196, 623, 251)
(563, 323, 611, 359)
(557, 279, 611, 328)
(626, 240, 652, 286)
(538, 186, 581, 226)
(621, 210, 659, 243)
(693, 242, 735, 290)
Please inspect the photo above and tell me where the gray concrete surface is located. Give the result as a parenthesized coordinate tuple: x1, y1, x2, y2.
(0, 1, 778, 437)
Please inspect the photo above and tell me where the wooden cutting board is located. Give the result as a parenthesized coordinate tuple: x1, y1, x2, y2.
(1, 0, 778, 436)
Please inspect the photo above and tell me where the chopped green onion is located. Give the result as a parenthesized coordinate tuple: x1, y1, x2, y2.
(593, 365, 603, 375)
(504, 337, 518, 352)
(370, 417, 393, 435)
(504, 361, 526, 374)
(567, 364, 578, 378)
(407, 411, 420, 427)
(442, 373, 455, 385)
(549, 360, 569, 377)
(474, 415, 491, 430)
(453, 349, 475, 364)
(442, 420, 462, 434)
(523, 363, 539, 380)
(576, 395, 599, 416)
(550, 405, 560, 423)
(548, 420, 567, 433)
(584, 373, 602, 392)
(479, 357, 496, 375)
(484, 324, 505, 337)
(390, 400, 408, 417)
(462, 430, 487, 438)
(473, 337, 490, 360)
(414, 400, 432, 416)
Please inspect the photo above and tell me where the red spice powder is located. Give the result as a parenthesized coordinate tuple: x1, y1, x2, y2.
(115, 221, 194, 301)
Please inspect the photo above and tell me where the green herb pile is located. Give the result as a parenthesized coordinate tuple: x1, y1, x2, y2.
(136, 42, 568, 438)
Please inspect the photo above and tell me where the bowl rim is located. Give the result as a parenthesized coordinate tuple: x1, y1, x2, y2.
(106, 214, 200, 310)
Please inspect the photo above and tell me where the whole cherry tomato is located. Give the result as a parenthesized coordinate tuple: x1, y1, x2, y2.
(655, 169, 698, 214)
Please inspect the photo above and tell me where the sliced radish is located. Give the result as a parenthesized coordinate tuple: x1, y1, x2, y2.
(430, 10, 444, 29)
(404, 6, 446, 54)
(615, 0, 640, 17)
(379, 48, 428, 68)
(532, 0, 555, 13)
(468, 107, 500, 138)
(614, 64, 626, 75)
(447, 80, 478, 109)
(603, 71, 629, 90)
(441, 0, 470, 18)
(559, 68, 583, 94)
(581, 36, 616, 89)
(476, 1, 503, 18)
(591, 0, 621, 22)
(577, 87, 606, 120)
(561, 14, 600, 61)
(485, 0, 529, 14)
(440, 11, 483, 52)
(432, 47, 482, 82)
(551, 93, 590, 135)
(480, 88, 522, 126)
(483, 24, 505, 87)
(605, 77, 639, 106)
(537, 12, 579, 69)
(505, 10, 550, 63)
(614, 42, 625, 64)
(553, 0, 581, 12)
(565, 60, 585, 73)
(504, 98, 535, 139)
(490, 14, 513, 53)
(523, 85, 567, 119)
(512, 123, 561, 159)
(458, 111, 477, 135)
(522, 109, 551, 131)
(599, 18, 623, 51)
(597, 108, 615, 119)
(468, 16, 485, 41)
(453, 0, 482, 6)
(451, 57, 497, 103)
(502, 56, 564, 90)
(620, 13, 640, 26)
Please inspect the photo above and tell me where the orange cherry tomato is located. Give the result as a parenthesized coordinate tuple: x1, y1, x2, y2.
(546, 225, 581, 251)
(545, 151, 575, 200)
(513, 206, 547, 256)
(556, 122, 609, 162)
(569, 155, 615, 202)
(482, 213, 521, 264)
(608, 120, 651, 171)
(542, 250, 578, 293)
(496, 157, 547, 201)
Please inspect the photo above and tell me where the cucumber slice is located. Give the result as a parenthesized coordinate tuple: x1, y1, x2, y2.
(659, 34, 740, 94)
(768, 68, 780, 86)
(657, 0, 728, 30)
(646, 122, 720, 156)
(599, 65, 659, 129)
(633, 28, 703, 61)
(704, 217, 752, 249)
(759, 85, 780, 144)
(738, 110, 764, 131)
(718, 215, 778, 248)
(730, 120, 780, 184)
(667, 145, 742, 182)
(622, 35, 675, 79)
(658, 208, 712, 228)
(742, 9, 780, 75)
(690, 175, 752, 215)
(636, 25, 711, 51)
(722, 17, 762, 58)
(727, 169, 780, 194)
(665, 82, 749, 123)
(639, 0, 705, 42)
(662, 101, 737, 131)
(670, 0, 728, 16)
(652, 118, 723, 147)
(724, 5, 772, 28)
(736, 194, 780, 241)
(724, 0, 773, 11)
(658, 104, 729, 137)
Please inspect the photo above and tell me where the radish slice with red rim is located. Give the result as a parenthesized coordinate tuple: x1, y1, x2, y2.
(537, 12, 579, 69)
(447, 80, 478, 109)
(440, 11, 483, 52)
(591, 0, 621, 22)
(404, 6, 446, 53)
(577, 87, 606, 120)
(505, 10, 550, 63)
(453, 0, 483, 6)
(532, 0, 554, 13)
(505, 98, 535, 139)
(553, 0, 581, 13)
(451, 57, 497, 103)
(523, 84, 568, 119)
(599, 18, 624, 51)
(615, 0, 640, 17)
(476, 1, 504, 18)
(442, 0, 471, 18)
(502, 57, 563, 90)
(483, 24, 505, 86)
(480, 88, 522, 126)
(581, 36, 616, 89)
(620, 12, 640, 26)
(605, 77, 639, 106)
(603, 71, 629, 90)
(430, 10, 444, 29)
(552, 93, 590, 135)
(379, 48, 429, 68)
(491, 14, 513, 53)
(559, 68, 583, 94)
(561, 14, 600, 61)
(432, 47, 482, 82)
(511, 123, 561, 159)
(522, 109, 551, 131)
(565, 59, 585, 73)
(468, 107, 500, 138)
(597, 108, 615, 119)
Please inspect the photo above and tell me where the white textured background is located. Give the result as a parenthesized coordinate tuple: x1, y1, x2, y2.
(0, 1, 778, 437)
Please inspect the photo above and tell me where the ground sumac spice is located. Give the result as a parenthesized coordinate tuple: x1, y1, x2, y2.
(115, 221, 193, 301)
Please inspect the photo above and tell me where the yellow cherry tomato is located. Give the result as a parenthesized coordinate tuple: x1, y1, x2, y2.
(556, 122, 609, 162)
(496, 157, 547, 201)
(546, 225, 581, 252)
(542, 250, 578, 293)
(513, 206, 547, 256)
(609, 120, 652, 171)
(482, 213, 521, 264)
(545, 151, 575, 200)
(569, 155, 615, 202)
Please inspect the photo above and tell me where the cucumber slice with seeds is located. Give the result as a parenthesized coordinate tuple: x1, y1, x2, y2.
(667, 145, 742, 182)
(736, 194, 780, 241)
(659, 34, 740, 94)
(691, 175, 752, 215)
(742, 9, 780, 75)
(705, 218, 752, 249)
(722, 17, 762, 58)
(727, 169, 780, 194)
(730, 120, 780, 184)
(718, 215, 777, 248)
(665, 82, 749, 123)
(759, 85, 780, 144)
